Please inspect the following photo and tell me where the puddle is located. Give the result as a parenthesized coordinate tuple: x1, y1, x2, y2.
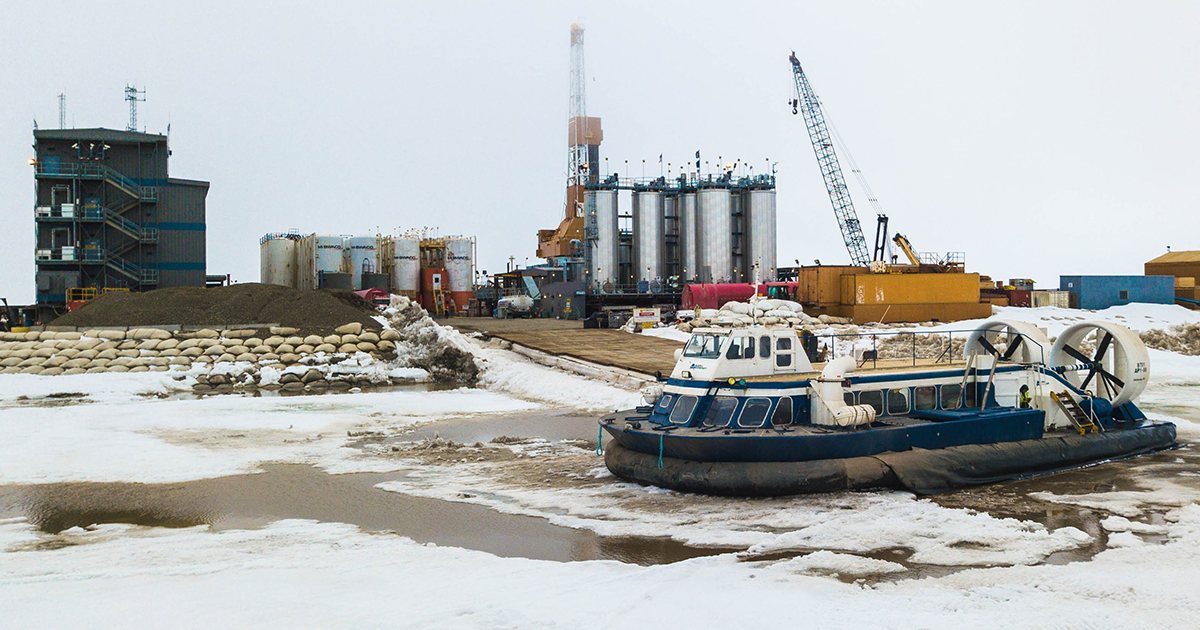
(0, 463, 729, 566)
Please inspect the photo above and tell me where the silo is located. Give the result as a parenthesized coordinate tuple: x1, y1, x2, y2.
(259, 235, 297, 288)
(697, 187, 733, 283)
(679, 193, 698, 283)
(445, 236, 474, 314)
(312, 235, 347, 291)
(632, 190, 664, 282)
(746, 189, 778, 282)
(343, 236, 379, 290)
(589, 189, 619, 288)
(390, 235, 420, 298)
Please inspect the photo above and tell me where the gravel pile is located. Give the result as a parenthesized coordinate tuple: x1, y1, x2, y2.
(50, 283, 381, 335)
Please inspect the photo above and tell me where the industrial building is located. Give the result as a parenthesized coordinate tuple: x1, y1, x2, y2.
(1059, 275, 1174, 310)
(261, 231, 476, 315)
(32, 128, 208, 316)
(1145, 250, 1200, 308)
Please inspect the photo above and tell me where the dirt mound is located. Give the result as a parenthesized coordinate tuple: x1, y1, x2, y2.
(52, 283, 382, 334)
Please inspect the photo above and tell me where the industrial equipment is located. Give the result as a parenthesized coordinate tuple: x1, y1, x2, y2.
(0, 298, 12, 332)
(789, 52, 871, 266)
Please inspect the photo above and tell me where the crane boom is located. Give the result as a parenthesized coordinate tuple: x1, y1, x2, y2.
(789, 52, 871, 266)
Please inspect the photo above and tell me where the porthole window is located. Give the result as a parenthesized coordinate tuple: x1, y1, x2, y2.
(737, 398, 772, 428)
(887, 389, 910, 415)
(860, 390, 884, 415)
(670, 395, 698, 424)
(940, 384, 962, 410)
(914, 386, 936, 411)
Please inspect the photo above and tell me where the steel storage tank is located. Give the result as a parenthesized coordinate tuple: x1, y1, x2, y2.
(445, 237, 474, 314)
(296, 234, 346, 291)
(259, 235, 297, 288)
(588, 189, 619, 288)
(679, 193, 698, 283)
(746, 189, 778, 282)
(343, 236, 379, 291)
(390, 235, 420, 298)
(632, 190, 664, 283)
(697, 188, 732, 283)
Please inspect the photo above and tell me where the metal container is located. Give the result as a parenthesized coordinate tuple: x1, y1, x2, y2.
(362, 273, 390, 291)
(588, 189, 619, 288)
(343, 236, 379, 290)
(259, 235, 297, 288)
(681, 283, 760, 310)
(319, 272, 353, 291)
(679, 192, 698, 283)
(296, 234, 346, 291)
(390, 235, 420, 297)
(746, 189, 777, 282)
(632, 190, 664, 282)
(697, 188, 732, 283)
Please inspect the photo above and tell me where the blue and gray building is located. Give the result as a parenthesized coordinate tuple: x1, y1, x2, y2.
(32, 128, 208, 313)
(1059, 275, 1174, 310)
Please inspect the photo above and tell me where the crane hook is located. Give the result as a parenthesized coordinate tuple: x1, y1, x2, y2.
(791, 98, 799, 115)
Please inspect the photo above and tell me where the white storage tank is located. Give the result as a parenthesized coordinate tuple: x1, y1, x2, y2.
(297, 234, 347, 291)
(390, 235, 420, 297)
(587, 189, 619, 288)
(632, 190, 664, 283)
(679, 192, 698, 283)
(343, 236, 379, 291)
(746, 189, 777, 282)
(697, 187, 733, 283)
(259, 234, 298, 288)
(445, 236, 475, 311)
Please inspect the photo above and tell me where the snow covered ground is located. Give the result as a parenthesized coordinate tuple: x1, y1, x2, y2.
(2, 315, 1200, 628)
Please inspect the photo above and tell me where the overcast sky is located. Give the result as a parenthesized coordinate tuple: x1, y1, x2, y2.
(2, 1, 1197, 303)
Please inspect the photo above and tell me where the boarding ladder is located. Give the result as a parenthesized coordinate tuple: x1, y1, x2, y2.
(1050, 391, 1101, 435)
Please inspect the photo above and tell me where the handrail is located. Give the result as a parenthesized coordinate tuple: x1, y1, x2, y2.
(35, 162, 156, 200)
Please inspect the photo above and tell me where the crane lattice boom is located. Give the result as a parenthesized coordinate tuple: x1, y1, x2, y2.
(789, 52, 871, 266)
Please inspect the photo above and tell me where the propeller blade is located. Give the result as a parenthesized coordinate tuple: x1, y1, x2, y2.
(1093, 333, 1113, 363)
(976, 336, 999, 356)
(1100, 368, 1125, 390)
(1063, 345, 1092, 365)
(1001, 335, 1024, 361)
(1081, 365, 1100, 391)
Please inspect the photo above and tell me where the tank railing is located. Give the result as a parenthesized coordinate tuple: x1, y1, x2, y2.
(818, 329, 1048, 370)
(585, 173, 776, 192)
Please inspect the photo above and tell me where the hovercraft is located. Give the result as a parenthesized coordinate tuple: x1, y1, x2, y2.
(601, 318, 1175, 496)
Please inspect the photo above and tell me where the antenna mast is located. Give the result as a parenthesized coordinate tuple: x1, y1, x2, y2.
(125, 85, 145, 132)
(58, 93, 66, 129)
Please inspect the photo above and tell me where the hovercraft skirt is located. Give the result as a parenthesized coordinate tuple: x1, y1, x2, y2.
(603, 422, 1176, 496)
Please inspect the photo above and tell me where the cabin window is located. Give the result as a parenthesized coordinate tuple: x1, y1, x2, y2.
(726, 337, 743, 360)
(843, 391, 855, 406)
(776, 353, 792, 367)
(888, 389, 910, 415)
(737, 398, 772, 428)
(702, 397, 739, 428)
(771, 397, 793, 426)
(654, 394, 674, 415)
(744, 338, 756, 359)
(669, 395, 698, 424)
(940, 384, 962, 409)
(684, 334, 725, 359)
(859, 390, 884, 415)
(914, 386, 936, 411)
(759, 336, 771, 358)
(777, 337, 792, 351)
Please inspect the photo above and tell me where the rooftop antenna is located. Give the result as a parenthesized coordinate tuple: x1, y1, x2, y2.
(125, 85, 145, 132)
(58, 93, 66, 129)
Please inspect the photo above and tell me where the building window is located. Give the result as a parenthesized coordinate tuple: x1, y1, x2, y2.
(1119, 290, 1129, 300)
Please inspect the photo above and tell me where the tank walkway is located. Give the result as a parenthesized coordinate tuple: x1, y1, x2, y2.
(442, 317, 683, 376)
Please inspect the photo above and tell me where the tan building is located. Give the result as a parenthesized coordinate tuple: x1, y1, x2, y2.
(1145, 250, 1200, 307)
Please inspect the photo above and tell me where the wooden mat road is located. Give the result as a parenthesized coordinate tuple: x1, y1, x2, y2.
(443, 318, 683, 376)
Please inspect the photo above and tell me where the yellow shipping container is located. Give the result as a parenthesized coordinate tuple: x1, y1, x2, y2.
(840, 272, 982, 306)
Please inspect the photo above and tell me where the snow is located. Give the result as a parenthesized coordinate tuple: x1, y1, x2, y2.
(0, 387, 538, 484)
(3, 510, 1200, 629)
(467, 338, 642, 411)
(939, 303, 1200, 337)
(639, 326, 691, 343)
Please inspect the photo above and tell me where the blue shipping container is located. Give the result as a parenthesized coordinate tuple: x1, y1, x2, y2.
(1059, 275, 1174, 310)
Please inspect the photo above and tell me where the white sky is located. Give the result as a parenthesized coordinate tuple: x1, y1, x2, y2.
(2, 1, 1197, 303)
